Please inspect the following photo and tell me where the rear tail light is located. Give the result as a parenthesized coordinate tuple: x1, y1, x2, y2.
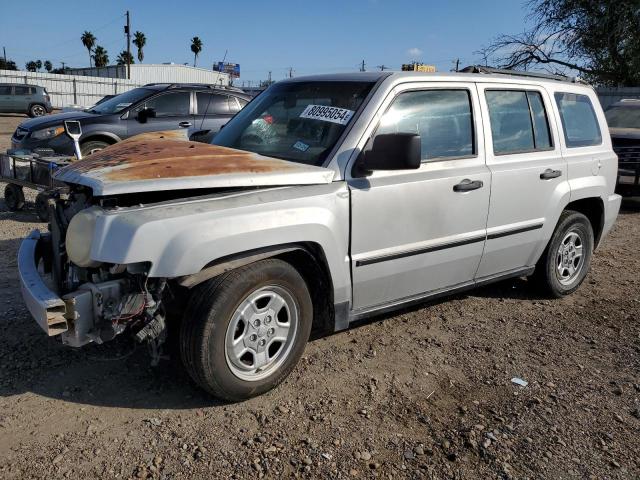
(45, 95, 51, 102)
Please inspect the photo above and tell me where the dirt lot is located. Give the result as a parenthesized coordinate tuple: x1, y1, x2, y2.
(0, 113, 638, 479)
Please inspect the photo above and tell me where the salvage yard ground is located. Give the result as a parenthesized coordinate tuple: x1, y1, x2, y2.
(0, 113, 638, 479)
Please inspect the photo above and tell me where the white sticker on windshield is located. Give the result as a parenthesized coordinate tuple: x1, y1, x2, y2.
(115, 102, 132, 109)
(299, 104, 354, 125)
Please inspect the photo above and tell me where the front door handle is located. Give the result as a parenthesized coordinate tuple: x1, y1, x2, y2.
(453, 179, 484, 192)
(540, 168, 562, 180)
(178, 121, 192, 128)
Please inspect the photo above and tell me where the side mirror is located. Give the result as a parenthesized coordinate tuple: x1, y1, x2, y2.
(137, 107, 156, 123)
(355, 133, 421, 176)
(64, 120, 83, 160)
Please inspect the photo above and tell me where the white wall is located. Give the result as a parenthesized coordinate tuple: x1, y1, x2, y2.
(0, 69, 140, 108)
(67, 64, 230, 86)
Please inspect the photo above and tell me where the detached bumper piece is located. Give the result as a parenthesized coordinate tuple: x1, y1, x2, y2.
(19, 230, 127, 347)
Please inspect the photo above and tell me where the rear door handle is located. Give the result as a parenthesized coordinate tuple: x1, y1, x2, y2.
(453, 179, 484, 192)
(178, 121, 192, 128)
(540, 168, 562, 180)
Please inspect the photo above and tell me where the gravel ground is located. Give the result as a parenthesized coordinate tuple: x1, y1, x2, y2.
(0, 114, 639, 479)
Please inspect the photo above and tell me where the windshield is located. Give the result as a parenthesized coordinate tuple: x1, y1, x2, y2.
(88, 87, 155, 114)
(605, 106, 640, 129)
(212, 81, 375, 166)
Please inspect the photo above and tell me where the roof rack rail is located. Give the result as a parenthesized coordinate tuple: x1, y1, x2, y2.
(143, 82, 245, 93)
(460, 65, 584, 84)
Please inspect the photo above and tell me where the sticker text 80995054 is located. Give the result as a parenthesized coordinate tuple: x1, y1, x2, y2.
(299, 104, 355, 125)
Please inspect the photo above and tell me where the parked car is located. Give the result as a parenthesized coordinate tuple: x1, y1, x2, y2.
(605, 99, 640, 196)
(11, 83, 251, 156)
(0, 83, 53, 117)
(18, 69, 620, 401)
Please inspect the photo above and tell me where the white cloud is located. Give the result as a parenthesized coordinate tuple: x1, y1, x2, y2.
(407, 48, 423, 58)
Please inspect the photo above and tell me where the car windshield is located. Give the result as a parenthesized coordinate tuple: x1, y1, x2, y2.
(87, 87, 155, 114)
(605, 106, 640, 129)
(212, 81, 375, 166)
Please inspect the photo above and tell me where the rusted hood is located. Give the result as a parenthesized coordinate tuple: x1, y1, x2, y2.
(54, 130, 335, 196)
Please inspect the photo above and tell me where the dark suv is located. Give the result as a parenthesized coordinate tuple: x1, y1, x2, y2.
(11, 83, 251, 156)
(0, 84, 53, 117)
(605, 99, 640, 196)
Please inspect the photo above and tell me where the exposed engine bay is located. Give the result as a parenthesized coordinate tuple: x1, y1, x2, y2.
(41, 185, 183, 363)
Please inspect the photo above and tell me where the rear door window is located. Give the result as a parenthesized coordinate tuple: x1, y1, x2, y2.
(554, 92, 602, 147)
(14, 86, 30, 95)
(140, 91, 190, 117)
(0, 86, 11, 95)
(376, 89, 475, 161)
(485, 90, 553, 154)
(196, 93, 233, 115)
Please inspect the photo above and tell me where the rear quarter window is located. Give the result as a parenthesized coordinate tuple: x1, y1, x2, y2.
(554, 92, 602, 148)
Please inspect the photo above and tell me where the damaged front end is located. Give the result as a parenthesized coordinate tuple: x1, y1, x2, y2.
(19, 188, 170, 357)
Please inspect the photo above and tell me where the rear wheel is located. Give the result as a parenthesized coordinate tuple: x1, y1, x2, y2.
(28, 104, 46, 117)
(180, 259, 313, 401)
(80, 140, 110, 156)
(533, 210, 594, 297)
(4, 184, 25, 211)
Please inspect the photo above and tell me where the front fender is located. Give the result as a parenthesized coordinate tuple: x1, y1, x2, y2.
(90, 183, 352, 304)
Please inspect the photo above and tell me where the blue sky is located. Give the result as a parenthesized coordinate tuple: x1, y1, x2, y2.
(1, 0, 530, 85)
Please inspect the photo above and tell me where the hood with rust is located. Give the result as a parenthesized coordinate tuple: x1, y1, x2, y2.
(54, 130, 335, 196)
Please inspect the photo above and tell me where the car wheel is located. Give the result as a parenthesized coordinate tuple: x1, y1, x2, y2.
(180, 258, 313, 401)
(4, 184, 25, 211)
(35, 192, 50, 222)
(29, 104, 47, 118)
(80, 140, 110, 156)
(533, 210, 594, 297)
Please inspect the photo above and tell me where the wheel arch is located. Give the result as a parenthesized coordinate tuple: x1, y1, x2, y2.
(80, 132, 120, 146)
(176, 242, 339, 335)
(564, 196, 605, 247)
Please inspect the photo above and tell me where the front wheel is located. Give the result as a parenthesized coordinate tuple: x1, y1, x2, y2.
(80, 140, 110, 156)
(533, 210, 594, 297)
(28, 104, 47, 117)
(180, 259, 313, 401)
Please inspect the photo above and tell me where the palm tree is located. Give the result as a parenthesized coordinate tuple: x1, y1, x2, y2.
(25, 61, 37, 72)
(44, 60, 53, 72)
(133, 31, 146, 63)
(81, 31, 96, 67)
(35, 60, 42, 71)
(116, 50, 135, 66)
(190, 36, 203, 67)
(92, 46, 109, 68)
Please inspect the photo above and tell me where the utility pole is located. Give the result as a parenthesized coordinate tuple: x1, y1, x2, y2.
(288, 67, 294, 78)
(360, 59, 366, 72)
(2, 47, 6, 65)
(268, 71, 272, 84)
(61, 61, 66, 71)
(125, 10, 131, 79)
(377, 65, 388, 71)
(452, 58, 460, 72)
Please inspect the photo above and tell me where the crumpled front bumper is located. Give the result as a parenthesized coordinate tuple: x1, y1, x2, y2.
(18, 230, 68, 336)
(19, 229, 127, 347)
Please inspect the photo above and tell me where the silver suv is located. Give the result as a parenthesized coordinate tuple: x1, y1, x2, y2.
(18, 69, 621, 401)
(0, 83, 52, 117)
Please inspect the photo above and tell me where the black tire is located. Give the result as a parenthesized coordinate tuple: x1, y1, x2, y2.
(80, 140, 110, 156)
(4, 184, 25, 211)
(533, 210, 594, 297)
(28, 104, 47, 118)
(180, 259, 313, 401)
(35, 192, 50, 222)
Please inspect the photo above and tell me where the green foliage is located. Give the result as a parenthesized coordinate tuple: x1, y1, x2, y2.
(133, 31, 146, 63)
(190, 36, 203, 67)
(116, 50, 135, 66)
(481, 0, 640, 86)
(93, 46, 109, 68)
(81, 31, 96, 67)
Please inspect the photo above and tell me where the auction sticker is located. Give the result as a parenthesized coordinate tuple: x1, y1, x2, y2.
(299, 105, 354, 125)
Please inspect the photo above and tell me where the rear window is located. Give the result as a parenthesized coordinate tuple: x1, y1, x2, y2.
(555, 92, 602, 147)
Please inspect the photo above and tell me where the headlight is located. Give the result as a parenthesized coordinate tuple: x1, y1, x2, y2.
(66, 206, 103, 268)
(31, 125, 64, 140)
